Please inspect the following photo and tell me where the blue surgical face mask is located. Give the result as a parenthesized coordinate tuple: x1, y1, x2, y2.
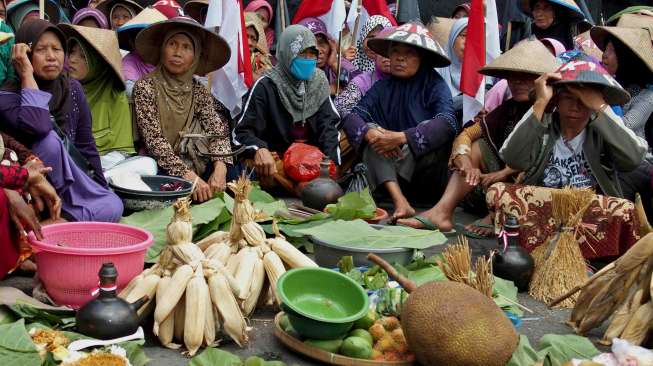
(289, 57, 317, 81)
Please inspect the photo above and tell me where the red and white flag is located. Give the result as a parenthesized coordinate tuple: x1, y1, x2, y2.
(346, 0, 397, 39)
(460, 0, 500, 124)
(292, 0, 347, 40)
(205, 0, 253, 117)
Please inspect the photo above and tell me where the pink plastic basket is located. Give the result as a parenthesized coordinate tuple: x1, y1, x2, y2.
(28, 222, 153, 309)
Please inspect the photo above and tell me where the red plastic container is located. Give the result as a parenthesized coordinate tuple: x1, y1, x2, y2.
(28, 222, 153, 308)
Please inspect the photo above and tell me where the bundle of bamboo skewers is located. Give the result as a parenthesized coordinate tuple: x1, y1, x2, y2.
(553, 195, 653, 346)
(529, 187, 594, 308)
(119, 175, 318, 355)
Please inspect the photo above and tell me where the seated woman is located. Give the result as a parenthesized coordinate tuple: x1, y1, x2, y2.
(524, 0, 585, 50)
(71, 7, 109, 29)
(245, 12, 273, 81)
(352, 15, 393, 73)
(133, 17, 232, 203)
(118, 7, 168, 100)
(501, 55, 646, 198)
(0, 131, 60, 277)
(591, 25, 653, 150)
(343, 23, 457, 221)
(298, 17, 358, 96)
(6, 0, 62, 31)
(438, 18, 466, 121)
(63, 24, 157, 179)
(234, 24, 340, 193)
(0, 19, 123, 222)
(96, 0, 143, 30)
(244, 0, 274, 51)
(397, 38, 560, 233)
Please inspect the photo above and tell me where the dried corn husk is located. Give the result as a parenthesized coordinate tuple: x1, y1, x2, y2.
(196, 231, 230, 252)
(234, 248, 258, 300)
(184, 267, 208, 356)
(241, 221, 266, 246)
(203, 288, 216, 346)
(208, 272, 249, 346)
(173, 295, 185, 342)
(268, 238, 318, 268)
(204, 242, 232, 264)
(263, 251, 286, 305)
(154, 264, 193, 325)
(167, 198, 193, 245)
(243, 257, 265, 316)
(601, 289, 644, 345)
(635, 194, 653, 236)
(620, 301, 653, 345)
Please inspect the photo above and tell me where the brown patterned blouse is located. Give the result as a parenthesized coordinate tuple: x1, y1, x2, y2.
(133, 77, 233, 177)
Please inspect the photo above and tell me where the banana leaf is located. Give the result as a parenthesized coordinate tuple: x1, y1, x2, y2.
(293, 220, 447, 250)
(0, 319, 41, 366)
(324, 188, 376, 220)
(507, 334, 600, 366)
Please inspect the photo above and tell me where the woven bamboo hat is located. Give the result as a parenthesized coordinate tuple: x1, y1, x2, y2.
(135, 16, 230, 75)
(427, 16, 455, 49)
(521, 0, 584, 20)
(367, 22, 451, 67)
(480, 38, 560, 79)
(96, 0, 143, 20)
(58, 24, 125, 89)
(590, 25, 653, 74)
(616, 13, 653, 40)
(117, 7, 167, 50)
(182, 0, 208, 24)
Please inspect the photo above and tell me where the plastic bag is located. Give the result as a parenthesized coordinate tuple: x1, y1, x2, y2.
(283, 142, 335, 182)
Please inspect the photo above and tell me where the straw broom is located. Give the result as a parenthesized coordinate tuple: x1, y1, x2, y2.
(529, 187, 594, 308)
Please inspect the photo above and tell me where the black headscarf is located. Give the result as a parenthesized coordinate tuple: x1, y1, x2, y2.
(7, 18, 70, 127)
(529, 1, 575, 50)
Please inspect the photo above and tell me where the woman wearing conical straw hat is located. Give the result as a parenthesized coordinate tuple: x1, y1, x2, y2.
(522, 0, 586, 50)
(132, 17, 233, 203)
(397, 38, 559, 234)
(591, 22, 653, 150)
(96, 0, 143, 30)
(60, 24, 158, 179)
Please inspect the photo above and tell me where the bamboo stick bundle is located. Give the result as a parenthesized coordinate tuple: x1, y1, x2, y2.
(529, 187, 594, 308)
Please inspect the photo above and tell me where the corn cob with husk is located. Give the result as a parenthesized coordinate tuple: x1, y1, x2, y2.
(133, 175, 319, 353)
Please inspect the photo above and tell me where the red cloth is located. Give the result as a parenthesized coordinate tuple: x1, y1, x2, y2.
(460, 0, 485, 98)
(152, 0, 182, 18)
(0, 190, 20, 280)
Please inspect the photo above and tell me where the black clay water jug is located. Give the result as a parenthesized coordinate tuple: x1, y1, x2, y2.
(76, 263, 147, 339)
(493, 215, 534, 292)
(300, 157, 344, 210)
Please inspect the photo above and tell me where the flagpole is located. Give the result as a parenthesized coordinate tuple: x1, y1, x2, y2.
(335, 27, 343, 95)
(394, 0, 399, 18)
(39, 0, 44, 19)
(279, 0, 287, 32)
(351, 0, 363, 46)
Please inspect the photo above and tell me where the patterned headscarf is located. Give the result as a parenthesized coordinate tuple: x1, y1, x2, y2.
(266, 24, 330, 124)
(353, 15, 393, 73)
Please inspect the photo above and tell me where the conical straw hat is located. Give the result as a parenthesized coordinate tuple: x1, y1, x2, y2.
(480, 37, 560, 79)
(58, 24, 125, 89)
(117, 7, 167, 50)
(368, 22, 451, 67)
(427, 16, 455, 49)
(574, 31, 603, 61)
(617, 13, 653, 41)
(182, 0, 208, 24)
(96, 0, 144, 20)
(590, 25, 653, 74)
(521, 0, 584, 20)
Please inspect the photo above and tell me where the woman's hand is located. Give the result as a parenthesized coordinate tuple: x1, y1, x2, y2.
(480, 167, 516, 189)
(11, 43, 38, 89)
(254, 148, 277, 178)
(454, 154, 481, 186)
(5, 189, 43, 240)
(207, 161, 227, 194)
(567, 85, 607, 112)
(370, 130, 406, 156)
(27, 175, 61, 221)
(183, 170, 212, 202)
(533, 72, 561, 121)
(342, 46, 356, 61)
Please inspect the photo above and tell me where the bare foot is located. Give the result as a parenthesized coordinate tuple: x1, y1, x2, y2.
(464, 213, 494, 237)
(396, 206, 454, 232)
(391, 199, 415, 221)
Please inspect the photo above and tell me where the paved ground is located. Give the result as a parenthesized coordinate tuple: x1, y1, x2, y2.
(0, 207, 607, 365)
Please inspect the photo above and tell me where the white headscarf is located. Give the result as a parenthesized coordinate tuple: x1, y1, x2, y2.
(437, 18, 468, 96)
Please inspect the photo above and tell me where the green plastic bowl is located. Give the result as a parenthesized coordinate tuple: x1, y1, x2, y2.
(277, 268, 369, 340)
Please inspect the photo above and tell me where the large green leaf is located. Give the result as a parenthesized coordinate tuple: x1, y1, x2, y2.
(324, 189, 376, 220)
(293, 220, 447, 249)
(0, 319, 41, 366)
(189, 348, 243, 366)
(0, 306, 17, 325)
(120, 197, 228, 262)
(493, 277, 523, 317)
(7, 303, 75, 329)
(120, 340, 150, 366)
(507, 334, 600, 366)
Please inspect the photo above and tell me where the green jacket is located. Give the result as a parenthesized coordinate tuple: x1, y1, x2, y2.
(499, 106, 647, 198)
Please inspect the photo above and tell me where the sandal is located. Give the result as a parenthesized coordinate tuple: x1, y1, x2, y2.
(399, 215, 457, 237)
(462, 219, 495, 239)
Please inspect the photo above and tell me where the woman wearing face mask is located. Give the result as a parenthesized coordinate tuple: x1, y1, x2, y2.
(0, 19, 123, 222)
(234, 24, 340, 192)
(96, 0, 142, 30)
(397, 38, 559, 234)
(133, 17, 232, 203)
(343, 23, 457, 221)
(524, 0, 585, 50)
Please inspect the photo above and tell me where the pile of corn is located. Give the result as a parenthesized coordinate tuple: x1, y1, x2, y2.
(119, 175, 318, 356)
(565, 197, 653, 346)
